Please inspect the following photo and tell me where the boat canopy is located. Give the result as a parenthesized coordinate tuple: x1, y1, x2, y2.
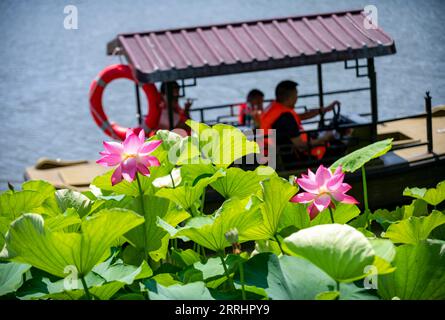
(107, 9, 396, 83)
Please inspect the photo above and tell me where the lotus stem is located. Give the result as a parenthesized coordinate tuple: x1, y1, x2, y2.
(219, 252, 234, 289)
(169, 172, 176, 188)
(136, 173, 149, 262)
(329, 206, 335, 224)
(80, 275, 92, 300)
(239, 262, 247, 300)
(274, 235, 284, 254)
(361, 166, 370, 229)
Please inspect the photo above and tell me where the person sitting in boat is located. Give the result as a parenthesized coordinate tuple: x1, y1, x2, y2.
(238, 89, 264, 128)
(260, 80, 339, 161)
(158, 81, 192, 130)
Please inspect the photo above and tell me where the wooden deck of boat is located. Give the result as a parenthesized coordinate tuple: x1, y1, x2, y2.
(377, 110, 445, 162)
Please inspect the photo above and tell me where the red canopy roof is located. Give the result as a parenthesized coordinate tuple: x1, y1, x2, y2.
(107, 9, 396, 83)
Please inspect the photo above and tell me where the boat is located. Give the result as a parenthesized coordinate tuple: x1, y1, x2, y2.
(25, 8, 445, 210)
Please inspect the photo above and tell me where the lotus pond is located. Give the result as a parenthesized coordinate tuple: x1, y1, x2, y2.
(0, 121, 444, 300)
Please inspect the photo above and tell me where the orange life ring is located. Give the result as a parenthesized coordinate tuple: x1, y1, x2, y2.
(89, 64, 161, 140)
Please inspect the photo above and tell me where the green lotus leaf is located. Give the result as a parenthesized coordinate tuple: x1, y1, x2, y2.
(186, 119, 259, 168)
(210, 167, 264, 200)
(331, 138, 393, 173)
(234, 253, 336, 300)
(284, 224, 375, 282)
(278, 202, 310, 232)
(170, 249, 201, 268)
(383, 210, 445, 244)
(0, 190, 46, 221)
(44, 208, 81, 231)
(0, 209, 144, 278)
(22, 180, 61, 216)
(403, 180, 445, 206)
(124, 195, 190, 261)
(144, 281, 214, 300)
(378, 241, 445, 299)
(55, 189, 92, 218)
(92, 166, 172, 197)
(156, 169, 225, 211)
(310, 203, 361, 226)
(259, 176, 298, 237)
(0, 262, 31, 296)
(159, 196, 266, 252)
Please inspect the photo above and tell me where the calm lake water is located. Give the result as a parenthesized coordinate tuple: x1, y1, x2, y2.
(0, 0, 444, 186)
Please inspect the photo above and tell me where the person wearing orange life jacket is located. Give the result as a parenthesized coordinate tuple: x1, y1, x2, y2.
(260, 80, 339, 161)
(238, 89, 264, 127)
(158, 81, 192, 132)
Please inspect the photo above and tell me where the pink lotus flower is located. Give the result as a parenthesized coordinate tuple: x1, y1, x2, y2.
(291, 165, 358, 220)
(97, 129, 162, 185)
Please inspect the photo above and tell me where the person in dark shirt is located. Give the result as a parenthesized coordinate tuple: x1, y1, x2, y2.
(262, 80, 340, 162)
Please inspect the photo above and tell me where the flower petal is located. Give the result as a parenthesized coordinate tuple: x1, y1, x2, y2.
(313, 194, 331, 213)
(103, 141, 123, 156)
(139, 155, 160, 167)
(140, 140, 162, 154)
(327, 170, 345, 192)
(332, 192, 359, 204)
(291, 192, 317, 203)
(96, 154, 122, 167)
(136, 163, 150, 176)
(123, 132, 142, 155)
(315, 165, 332, 187)
(111, 165, 123, 186)
(307, 203, 319, 220)
(296, 177, 319, 193)
(138, 129, 146, 144)
(121, 158, 137, 182)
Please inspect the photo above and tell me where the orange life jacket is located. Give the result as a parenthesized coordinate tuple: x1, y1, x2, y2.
(238, 103, 248, 125)
(260, 101, 326, 160)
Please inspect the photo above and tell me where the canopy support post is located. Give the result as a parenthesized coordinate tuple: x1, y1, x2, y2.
(367, 58, 378, 142)
(165, 82, 175, 130)
(425, 91, 433, 153)
(317, 64, 325, 128)
(135, 83, 142, 126)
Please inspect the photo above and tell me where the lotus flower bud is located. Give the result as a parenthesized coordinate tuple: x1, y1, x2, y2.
(225, 228, 239, 244)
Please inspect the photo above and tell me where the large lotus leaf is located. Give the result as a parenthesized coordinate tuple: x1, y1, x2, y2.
(92, 165, 172, 197)
(0, 262, 31, 296)
(310, 203, 361, 226)
(55, 189, 92, 218)
(19, 256, 151, 300)
(259, 176, 298, 237)
(278, 202, 310, 232)
(159, 196, 266, 252)
(143, 280, 214, 300)
(156, 169, 225, 211)
(124, 195, 190, 261)
(210, 167, 263, 200)
(22, 180, 61, 216)
(234, 253, 336, 300)
(44, 208, 81, 231)
(0, 190, 46, 220)
(155, 130, 201, 166)
(338, 283, 379, 300)
(383, 210, 445, 244)
(186, 119, 259, 168)
(403, 181, 445, 206)
(378, 241, 445, 300)
(0, 209, 144, 278)
(170, 249, 201, 268)
(331, 139, 393, 173)
(284, 224, 375, 282)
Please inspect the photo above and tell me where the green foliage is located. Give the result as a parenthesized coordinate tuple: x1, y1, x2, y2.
(331, 138, 393, 172)
(284, 224, 376, 282)
(0, 123, 443, 300)
(403, 181, 445, 206)
(0, 209, 143, 277)
(378, 241, 445, 299)
(383, 210, 445, 244)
